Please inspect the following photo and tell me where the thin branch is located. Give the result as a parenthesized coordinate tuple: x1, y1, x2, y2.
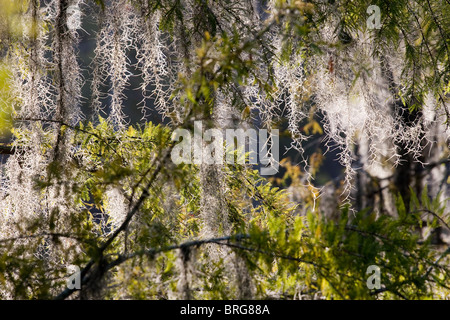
(423, 246, 450, 279)
(104, 233, 323, 279)
(0, 232, 97, 245)
(415, 209, 450, 231)
(14, 117, 128, 163)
